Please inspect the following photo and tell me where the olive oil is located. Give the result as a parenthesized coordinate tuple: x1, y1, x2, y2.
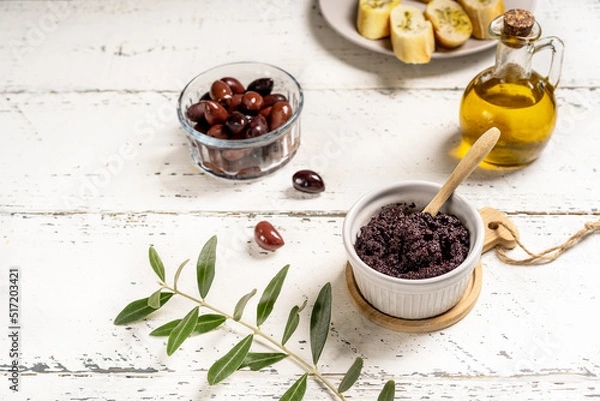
(458, 10, 564, 167)
(459, 68, 557, 166)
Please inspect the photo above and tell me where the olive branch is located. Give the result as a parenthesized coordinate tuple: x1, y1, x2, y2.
(114, 235, 395, 400)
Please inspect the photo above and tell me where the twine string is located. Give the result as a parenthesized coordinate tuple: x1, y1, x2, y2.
(493, 219, 600, 265)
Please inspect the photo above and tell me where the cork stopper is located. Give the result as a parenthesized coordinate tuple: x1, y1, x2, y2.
(503, 9, 535, 37)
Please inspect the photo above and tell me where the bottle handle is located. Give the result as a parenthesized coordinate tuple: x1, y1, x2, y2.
(533, 36, 565, 88)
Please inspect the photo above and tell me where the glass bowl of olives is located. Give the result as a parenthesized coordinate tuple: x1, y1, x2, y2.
(177, 61, 304, 180)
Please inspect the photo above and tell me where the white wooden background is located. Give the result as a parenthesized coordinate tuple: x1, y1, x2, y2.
(1, 0, 599, 400)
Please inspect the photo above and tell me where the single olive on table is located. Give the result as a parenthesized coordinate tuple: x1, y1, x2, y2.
(254, 221, 285, 251)
(177, 62, 303, 180)
(292, 170, 325, 193)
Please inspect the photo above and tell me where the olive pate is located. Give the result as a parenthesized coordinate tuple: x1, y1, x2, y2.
(354, 204, 470, 279)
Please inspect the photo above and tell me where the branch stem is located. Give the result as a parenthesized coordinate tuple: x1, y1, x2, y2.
(160, 283, 346, 400)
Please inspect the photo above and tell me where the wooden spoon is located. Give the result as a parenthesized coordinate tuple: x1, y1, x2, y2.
(422, 127, 500, 216)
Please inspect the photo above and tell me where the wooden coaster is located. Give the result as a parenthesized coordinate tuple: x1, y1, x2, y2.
(345, 262, 483, 333)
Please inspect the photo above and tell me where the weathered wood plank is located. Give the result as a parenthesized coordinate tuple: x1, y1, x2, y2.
(1, 88, 599, 213)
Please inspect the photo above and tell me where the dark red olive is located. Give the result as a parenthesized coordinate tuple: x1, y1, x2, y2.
(254, 221, 285, 251)
(263, 93, 287, 108)
(244, 115, 269, 139)
(193, 118, 211, 134)
(247, 77, 274, 96)
(207, 124, 229, 139)
(220, 77, 245, 94)
(259, 106, 272, 118)
(210, 80, 233, 108)
(186, 101, 206, 122)
(225, 111, 250, 135)
(228, 93, 243, 113)
(203, 100, 228, 125)
(241, 91, 264, 113)
(268, 101, 293, 130)
(200, 91, 211, 101)
(293, 170, 325, 193)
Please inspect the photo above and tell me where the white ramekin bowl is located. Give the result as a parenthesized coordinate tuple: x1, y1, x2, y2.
(342, 181, 485, 320)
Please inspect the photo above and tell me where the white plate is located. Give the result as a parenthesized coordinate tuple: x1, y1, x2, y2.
(319, 0, 537, 59)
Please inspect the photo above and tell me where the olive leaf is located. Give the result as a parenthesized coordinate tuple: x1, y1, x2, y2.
(377, 380, 396, 401)
(337, 357, 363, 393)
(281, 299, 307, 346)
(173, 258, 189, 291)
(166, 306, 199, 356)
(234, 289, 257, 321)
(207, 334, 253, 385)
(197, 235, 217, 299)
(310, 282, 332, 365)
(148, 246, 165, 282)
(114, 292, 174, 325)
(147, 288, 163, 309)
(238, 352, 288, 371)
(279, 373, 308, 401)
(256, 265, 290, 327)
(150, 314, 226, 337)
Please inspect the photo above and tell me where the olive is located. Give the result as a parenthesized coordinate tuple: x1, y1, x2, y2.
(203, 100, 228, 125)
(247, 77, 274, 96)
(228, 93, 243, 113)
(186, 101, 206, 122)
(207, 124, 229, 139)
(241, 91, 264, 113)
(268, 101, 293, 130)
(244, 114, 269, 139)
(254, 221, 285, 251)
(210, 80, 233, 108)
(292, 170, 325, 193)
(193, 118, 211, 134)
(263, 93, 287, 108)
(220, 77, 245, 94)
(225, 111, 250, 135)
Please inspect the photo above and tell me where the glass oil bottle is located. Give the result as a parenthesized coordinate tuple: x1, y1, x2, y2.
(459, 9, 564, 166)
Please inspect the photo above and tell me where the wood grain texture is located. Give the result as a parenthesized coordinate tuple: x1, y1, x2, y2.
(1, 0, 599, 400)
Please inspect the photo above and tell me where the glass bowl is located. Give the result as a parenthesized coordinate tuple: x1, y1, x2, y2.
(342, 181, 485, 319)
(177, 62, 304, 180)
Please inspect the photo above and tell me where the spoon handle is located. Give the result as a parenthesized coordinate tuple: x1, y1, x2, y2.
(422, 127, 500, 216)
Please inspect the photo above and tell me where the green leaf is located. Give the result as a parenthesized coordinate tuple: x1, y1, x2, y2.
(148, 246, 165, 282)
(310, 282, 332, 365)
(149, 314, 226, 337)
(173, 258, 190, 291)
(234, 289, 257, 321)
(256, 265, 290, 327)
(114, 292, 174, 325)
(197, 236, 217, 299)
(279, 373, 308, 401)
(166, 306, 199, 356)
(338, 357, 364, 393)
(238, 352, 288, 371)
(195, 313, 227, 334)
(207, 334, 253, 385)
(147, 288, 163, 309)
(149, 319, 181, 336)
(377, 380, 396, 401)
(281, 299, 307, 346)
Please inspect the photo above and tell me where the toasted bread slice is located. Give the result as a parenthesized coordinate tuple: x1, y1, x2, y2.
(390, 5, 435, 64)
(425, 0, 473, 48)
(457, 0, 505, 39)
(356, 0, 401, 40)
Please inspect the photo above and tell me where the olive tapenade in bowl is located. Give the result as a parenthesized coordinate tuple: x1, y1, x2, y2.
(177, 62, 303, 180)
(342, 181, 484, 320)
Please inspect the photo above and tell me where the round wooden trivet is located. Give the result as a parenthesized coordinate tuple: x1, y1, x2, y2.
(345, 261, 483, 333)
